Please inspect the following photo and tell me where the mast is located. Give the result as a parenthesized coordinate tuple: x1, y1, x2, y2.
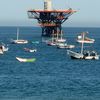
(81, 32, 84, 54)
(51, 30, 54, 42)
(17, 28, 19, 40)
(61, 30, 63, 40)
(56, 29, 59, 41)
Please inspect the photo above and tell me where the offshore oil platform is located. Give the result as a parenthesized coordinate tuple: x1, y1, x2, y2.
(28, 0, 76, 37)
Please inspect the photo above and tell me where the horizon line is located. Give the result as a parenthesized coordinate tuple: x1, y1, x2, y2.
(0, 26, 100, 28)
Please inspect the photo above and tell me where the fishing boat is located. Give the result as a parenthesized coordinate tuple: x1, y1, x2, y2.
(67, 50, 99, 60)
(1, 43, 9, 52)
(57, 43, 75, 49)
(47, 41, 57, 46)
(13, 40, 28, 44)
(16, 57, 36, 62)
(24, 48, 37, 52)
(55, 30, 66, 43)
(2, 46, 9, 52)
(56, 38, 66, 43)
(46, 33, 57, 46)
(77, 32, 95, 43)
(56, 30, 75, 49)
(67, 32, 99, 60)
(0, 43, 8, 54)
(47, 30, 66, 46)
(12, 28, 28, 44)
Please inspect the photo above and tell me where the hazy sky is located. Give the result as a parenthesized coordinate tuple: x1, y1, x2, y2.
(0, 0, 100, 27)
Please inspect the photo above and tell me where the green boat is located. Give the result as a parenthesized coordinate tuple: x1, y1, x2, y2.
(16, 57, 36, 62)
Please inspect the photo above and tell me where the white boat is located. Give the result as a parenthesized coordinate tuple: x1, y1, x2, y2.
(56, 38, 66, 43)
(55, 30, 66, 43)
(67, 32, 99, 60)
(77, 32, 95, 43)
(24, 48, 37, 52)
(0, 43, 8, 54)
(12, 40, 28, 44)
(67, 50, 84, 59)
(47, 41, 57, 46)
(67, 50, 99, 60)
(57, 43, 75, 49)
(46, 30, 66, 46)
(16, 57, 36, 62)
(0, 49, 3, 54)
(2, 46, 9, 52)
(46, 33, 57, 46)
(56, 30, 74, 49)
(12, 28, 28, 44)
(1, 43, 9, 52)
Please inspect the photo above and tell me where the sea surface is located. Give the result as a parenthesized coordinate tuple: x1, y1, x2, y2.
(0, 27, 100, 100)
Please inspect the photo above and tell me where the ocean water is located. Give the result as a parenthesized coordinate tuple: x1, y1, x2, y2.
(0, 27, 100, 100)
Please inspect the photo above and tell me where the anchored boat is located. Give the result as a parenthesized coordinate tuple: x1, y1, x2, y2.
(77, 32, 95, 43)
(24, 48, 37, 52)
(57, 43, 75, 49)
(11, 28, 28, 44)
(16, 57, 36, 62)
(67, 32, 99, 60)
(0, 43, 9, 54)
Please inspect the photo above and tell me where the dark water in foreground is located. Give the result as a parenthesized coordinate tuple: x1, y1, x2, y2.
(0, 27, 100, 100)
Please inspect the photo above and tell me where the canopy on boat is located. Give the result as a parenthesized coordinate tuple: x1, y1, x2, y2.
(77, 32, 95, 43)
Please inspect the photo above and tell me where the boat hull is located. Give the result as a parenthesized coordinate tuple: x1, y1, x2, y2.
(57, 43, 75, 49)
(77, 40, 94, 43)
(67, 50, 84, 59)
(24, 48, 37, 52)
(16, 57, 36, 62)
(56, 39, 66, 43)
(67, 50, 99, 60)
(47, 42, 57, 46)
(12, 40, 28, 44)
(0, 50, 3, 54)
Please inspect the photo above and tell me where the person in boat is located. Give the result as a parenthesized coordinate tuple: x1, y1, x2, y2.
(83, 51, 90, 57)
(90, 51, 97, 56)
(0, 45, 3, 50)
(0, 45, 3, 52)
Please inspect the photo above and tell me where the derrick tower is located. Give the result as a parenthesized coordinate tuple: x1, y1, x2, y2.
(28, 0, 76, 36)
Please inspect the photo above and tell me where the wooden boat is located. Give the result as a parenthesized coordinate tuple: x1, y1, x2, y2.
(67, 32, 99, 60)
(46, 36, 57, 46)
(47, 41, 57, 46)
(67, 50, 99, 60)
(55, 30, 66, 43)
(67, 50, 84, 59)
(12, 40, 28, 44)
(16, 57, 36, 62)
(57, 43, 75, 49)
(24, 48, 37, 52)
(77, 32, 95, 43)
(55, 38, 66, 43)
(1, 43, 9, 52)
(2, 46, 9, 52)
(12, 28, 28, 44)
(0, 43, 8, 54)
